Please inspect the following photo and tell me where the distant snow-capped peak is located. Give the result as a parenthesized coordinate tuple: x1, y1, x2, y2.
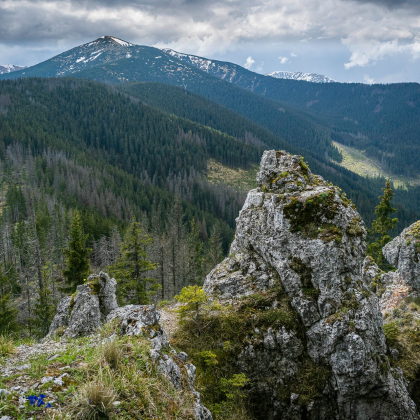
(0, 64, 27, 74)
(266, 71, 336, 83)
(85, 36, 135, 48)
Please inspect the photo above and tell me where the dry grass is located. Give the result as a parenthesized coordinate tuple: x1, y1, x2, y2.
(206, 159, 258, 192)
(0, 335, 16, 358)
(100, 339, 123, 370)
(70, 375, 117, 419)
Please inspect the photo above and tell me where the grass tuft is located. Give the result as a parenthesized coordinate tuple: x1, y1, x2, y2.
(70, 375, 117, 419)
(0, 335, 16, 358)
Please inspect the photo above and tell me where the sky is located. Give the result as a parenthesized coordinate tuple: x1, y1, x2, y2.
(1, 0, 420, 83)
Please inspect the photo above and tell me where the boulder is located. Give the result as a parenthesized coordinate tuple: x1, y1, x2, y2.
(48, 271, 117, 338)
(383, 221, 420, 290)
(204, 150, 418, 419)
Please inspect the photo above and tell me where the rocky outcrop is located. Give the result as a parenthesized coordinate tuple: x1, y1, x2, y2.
(48, 272, 117, 338)
(204, 150, 418, 419)
(48, 272, 212, 420)
(383, 221, 420, 290)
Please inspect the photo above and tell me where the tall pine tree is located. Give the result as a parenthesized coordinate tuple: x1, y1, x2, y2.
(109, 217, 158, 304)
(61, 210, 92, 293)
(0, 264, 18, 334)
(366, 180, 398, 269)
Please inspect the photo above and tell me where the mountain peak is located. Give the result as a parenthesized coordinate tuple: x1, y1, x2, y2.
(87, 36, 135, 47)
(266, 70, 336, 83)
(0, 64, 26, 74)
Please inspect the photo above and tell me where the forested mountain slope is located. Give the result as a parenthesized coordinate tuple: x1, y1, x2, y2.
(169, 50, 420, 177)
(119, 81, 420, 230)
(4, 36, 420, 178)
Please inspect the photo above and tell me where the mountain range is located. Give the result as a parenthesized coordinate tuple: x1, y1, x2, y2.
(265, 70, 336, 83)
(0, 64, 26, 74)
(1, 35, 420, 234)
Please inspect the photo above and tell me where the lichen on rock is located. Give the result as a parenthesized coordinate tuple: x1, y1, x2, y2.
(204, 150, 418, 419)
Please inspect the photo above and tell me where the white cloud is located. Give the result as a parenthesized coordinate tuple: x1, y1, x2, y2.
(244, 56, 255, 69)
(256, 61, 264, 72)
(363, 74, 375, 84)
(2, 0, 420, 75)
(278, 56, 289, 64)
(291, 53, 298, 57)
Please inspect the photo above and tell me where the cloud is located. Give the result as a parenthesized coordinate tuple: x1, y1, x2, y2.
(347, 0, 420, 10)
(290, 52, 297, 57)
(244, 56, 255, 69)
(256, 61, 264, 72)
(278, 56, 289, 64)
(1, 0, 420, 75)
(363, 74, 375, 83)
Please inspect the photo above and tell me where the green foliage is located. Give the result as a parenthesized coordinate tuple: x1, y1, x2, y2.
(0, 264, 18, 334)
(173, 283, 306, 419)
(367, 181, 398, 269)
(383, 323, 399, 347)
(109, 217, 158, 304)
(206, 224, 224, 273)
(0, 334, 16, 358)
(31, 285, 57, 338)
(174, 285, 220, 336)
(185, 219, 204, 286)
(283, 190, 341, 241)
(62, 210, 92, 294)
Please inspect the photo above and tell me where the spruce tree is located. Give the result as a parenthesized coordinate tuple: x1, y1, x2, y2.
(0, 264, 18, 334)
(61, 210, 92, 294)
(206, 224, 224, 273)
(367, 180, 398, 268)
(109, 217, 158, 304)
(31, 270, 57, 338)
(185, 219, 204, 286)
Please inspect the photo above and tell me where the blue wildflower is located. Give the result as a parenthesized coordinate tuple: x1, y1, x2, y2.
(26, 393, 52, 409)
(26, 395, 38, 406)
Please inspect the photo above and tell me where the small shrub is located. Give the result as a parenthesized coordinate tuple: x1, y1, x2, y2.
(383, 323, 399, 346)
(0, 335, 16, 358)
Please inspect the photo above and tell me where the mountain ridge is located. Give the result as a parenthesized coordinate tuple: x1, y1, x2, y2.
(266, 70, 337, 83)
(0, 64, 26, 74)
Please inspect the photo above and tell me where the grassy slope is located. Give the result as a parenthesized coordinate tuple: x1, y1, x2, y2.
(332, 141, 420, 188)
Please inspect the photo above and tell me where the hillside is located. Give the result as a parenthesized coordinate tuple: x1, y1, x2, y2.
(168, 50, 420, 177)
(4, 37, 420, 179)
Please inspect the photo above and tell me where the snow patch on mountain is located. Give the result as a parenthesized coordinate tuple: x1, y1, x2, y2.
(163, 49, 216, 72)
(109, 36, 134, 47)
(266, 71, 337, 83)
(0, 64, 26, 74)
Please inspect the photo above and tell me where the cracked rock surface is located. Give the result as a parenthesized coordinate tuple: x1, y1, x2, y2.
(204, 150, 418, 419)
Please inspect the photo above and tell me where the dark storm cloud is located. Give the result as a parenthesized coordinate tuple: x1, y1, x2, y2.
(348, 0, 420, 10)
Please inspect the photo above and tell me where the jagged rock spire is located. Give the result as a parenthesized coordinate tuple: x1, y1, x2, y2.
(204, 150, 418, 419)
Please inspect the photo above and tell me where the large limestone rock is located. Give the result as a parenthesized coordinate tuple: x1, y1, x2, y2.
(204, 150, 418, 419)
(48, 272, 117, 338)
(383, 221, 420, 290)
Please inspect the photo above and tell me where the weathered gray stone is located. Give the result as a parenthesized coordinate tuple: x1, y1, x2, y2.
(383, 221, 420, 290)
(65, 284, 102, 338)
(204, 150, 418, 419)
(48, 273, 119, 338)
(96, 272, 118, 319)
(47, 296, 70, 335)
